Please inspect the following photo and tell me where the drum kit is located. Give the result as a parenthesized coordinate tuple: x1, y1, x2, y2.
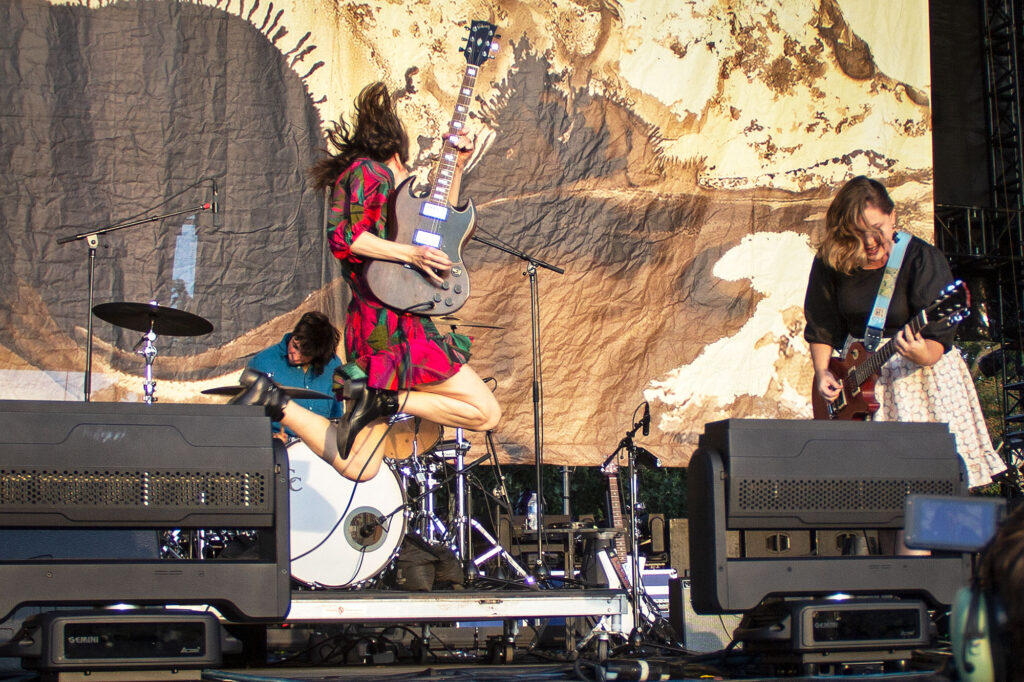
(92, 300, 521, 589)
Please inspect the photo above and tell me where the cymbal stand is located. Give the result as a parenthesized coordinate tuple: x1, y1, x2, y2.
(443, 428, 530, 581)
(56, 199, 213, 401)
(472, 233, 564, 578)
(134, 326, 159, 404)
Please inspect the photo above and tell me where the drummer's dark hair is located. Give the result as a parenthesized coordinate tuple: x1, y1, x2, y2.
(291, 311, 341, 376)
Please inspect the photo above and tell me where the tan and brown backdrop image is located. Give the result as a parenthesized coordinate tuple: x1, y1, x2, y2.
(0, 0, 933, 466)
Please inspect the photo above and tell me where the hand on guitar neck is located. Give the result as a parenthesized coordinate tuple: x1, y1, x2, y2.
(812, 322, 944, 403)
(360, 136, 475, 288)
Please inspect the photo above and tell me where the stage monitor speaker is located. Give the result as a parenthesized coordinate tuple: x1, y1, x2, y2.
(0, 400, 290, 622)
(687, 419, 970, 614)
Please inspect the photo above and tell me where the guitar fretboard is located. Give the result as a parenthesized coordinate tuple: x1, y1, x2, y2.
(426, 65, 479, 212)
(847, 311, 927, 389)
(606, 471, 628, 558)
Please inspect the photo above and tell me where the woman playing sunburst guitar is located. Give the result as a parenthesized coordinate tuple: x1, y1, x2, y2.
(803, 176, 1004, 493)
(232, 81, 500, 482)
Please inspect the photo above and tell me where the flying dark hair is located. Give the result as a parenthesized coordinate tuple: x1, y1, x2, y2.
(309, 82, 410, 191)
(290, 311, 341, 377)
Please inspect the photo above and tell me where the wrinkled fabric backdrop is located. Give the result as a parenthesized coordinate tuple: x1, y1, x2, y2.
(0, 0, 933, 466)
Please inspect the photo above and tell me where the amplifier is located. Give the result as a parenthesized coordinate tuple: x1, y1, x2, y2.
(0, 400, 290, 622)
(735, 598, 931, 652)
(0, 609, 229, 671)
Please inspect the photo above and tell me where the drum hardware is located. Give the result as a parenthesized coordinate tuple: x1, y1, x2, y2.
(134, 329, 158, 403)
(401, 452, 449, 544)
(438, 428, 530, 582)
(159, 528, 259, 560)
(93, 300, 214, 404)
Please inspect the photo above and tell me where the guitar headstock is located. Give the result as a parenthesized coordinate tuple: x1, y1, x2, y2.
(461, 20, 499, 67)
(926, 280, 971, 329)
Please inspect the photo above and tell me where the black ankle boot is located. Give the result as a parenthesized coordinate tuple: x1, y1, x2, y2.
(228, 369, 290, 422)
(335, 379, 399, 459)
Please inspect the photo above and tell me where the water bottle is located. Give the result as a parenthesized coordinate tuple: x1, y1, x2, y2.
(525, 492, 538, 531)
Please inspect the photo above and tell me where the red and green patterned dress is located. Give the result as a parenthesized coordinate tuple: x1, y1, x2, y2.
(327, 158, 471, 391)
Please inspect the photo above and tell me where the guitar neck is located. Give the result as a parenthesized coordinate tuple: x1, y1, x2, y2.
(606, 472, 628, 558)
(853, 311, 927, 384)
(427, 64, 479, 208)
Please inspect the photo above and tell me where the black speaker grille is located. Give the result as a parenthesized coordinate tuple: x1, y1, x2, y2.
(0, 469, 267, 509)
(737, 478, 957, 512)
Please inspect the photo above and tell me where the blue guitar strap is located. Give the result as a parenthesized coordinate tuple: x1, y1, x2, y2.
(863, 231, 910, 352)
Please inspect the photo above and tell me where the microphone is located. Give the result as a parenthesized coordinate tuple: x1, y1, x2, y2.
(641, 401, 650, 437)
(211, 179, 219, 214)
(358, 516, 383, 538)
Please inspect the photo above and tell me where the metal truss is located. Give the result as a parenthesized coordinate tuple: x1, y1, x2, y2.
(936, 206, 1024, 486)
(931, 0, 1024, 487)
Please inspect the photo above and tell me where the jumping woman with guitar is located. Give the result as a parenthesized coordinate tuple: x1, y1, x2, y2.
(803, 176, 1004, 491)
(232, 77, 500, 483)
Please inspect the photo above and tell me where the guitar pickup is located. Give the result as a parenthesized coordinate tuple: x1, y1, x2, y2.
(419, 202, 449, 221)
(413, 229, 442, 249)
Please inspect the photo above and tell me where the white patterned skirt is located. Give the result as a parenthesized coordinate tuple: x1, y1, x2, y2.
(872, 350, 1006, 489)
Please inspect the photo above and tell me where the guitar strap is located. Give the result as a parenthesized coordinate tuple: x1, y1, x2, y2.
(863, 231, 910, 352)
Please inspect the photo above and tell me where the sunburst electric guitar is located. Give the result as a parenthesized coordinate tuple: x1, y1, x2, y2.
(811, 280, 970, 421)
(365, 20, 498, 316)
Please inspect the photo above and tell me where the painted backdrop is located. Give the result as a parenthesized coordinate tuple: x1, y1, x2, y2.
(0, 0, 933, 466)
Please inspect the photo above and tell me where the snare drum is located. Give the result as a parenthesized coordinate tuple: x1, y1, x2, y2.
(287, 440, 406, 587)
(356, 413, 442, 461)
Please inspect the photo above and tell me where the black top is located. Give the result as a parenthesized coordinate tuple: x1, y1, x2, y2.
(803, 235, 958, 351)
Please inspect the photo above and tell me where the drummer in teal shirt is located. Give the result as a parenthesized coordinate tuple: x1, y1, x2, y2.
(247, 311, 343, 439)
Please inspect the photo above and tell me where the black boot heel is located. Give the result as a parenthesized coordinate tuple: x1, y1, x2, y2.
(335, 384, 400, 460)
(228, 369, 290, 422)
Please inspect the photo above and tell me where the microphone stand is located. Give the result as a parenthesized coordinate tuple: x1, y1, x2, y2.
(613, 404, 656, 646)
(472, 233, 564, 578)
(56, 202, 211, 401)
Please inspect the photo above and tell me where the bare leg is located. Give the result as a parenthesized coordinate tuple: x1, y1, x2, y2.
(279, 365, 499, 482)
(398, 365, 501, 431)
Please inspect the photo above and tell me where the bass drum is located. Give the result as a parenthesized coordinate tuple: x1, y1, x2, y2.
(287, 440, 406, 587)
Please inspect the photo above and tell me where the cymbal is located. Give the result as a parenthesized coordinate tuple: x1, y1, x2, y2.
(202, 385, 335, 400)
(434, 315, 504, 330)
(93, 302, 213, 337)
